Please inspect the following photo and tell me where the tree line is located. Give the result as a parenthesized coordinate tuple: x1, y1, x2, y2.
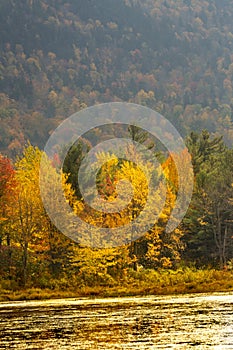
(0, 129, 233, 290)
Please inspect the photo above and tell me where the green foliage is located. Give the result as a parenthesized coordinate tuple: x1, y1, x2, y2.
(62, 139, 91, 199)
(183, 131, 233, 267)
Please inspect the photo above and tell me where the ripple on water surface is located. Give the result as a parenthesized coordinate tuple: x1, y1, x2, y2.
(0, 293, 233, 349)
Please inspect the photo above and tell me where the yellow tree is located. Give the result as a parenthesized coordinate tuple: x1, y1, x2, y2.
(106, 150, 185, 269)
(12, 145, 78, 286)
(13, 144, 46, 286)
(72, 245, 131, 287)
(39, 156, 77, 280)
(62, 140, 188, 276)
(72, 147, 182, 270)
(141, 150, 188, 269)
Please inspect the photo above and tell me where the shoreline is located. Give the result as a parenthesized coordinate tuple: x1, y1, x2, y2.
(1, 268, 233, 302)
(1, 281, 233, 302)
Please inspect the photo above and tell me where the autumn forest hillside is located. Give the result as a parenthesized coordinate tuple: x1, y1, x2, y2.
(1, 0, 233, 155)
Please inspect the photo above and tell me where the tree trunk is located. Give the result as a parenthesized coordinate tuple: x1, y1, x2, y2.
(22, 243, 28, 287)
(131, 241, 138, 272)
(6, 232, 12, 278)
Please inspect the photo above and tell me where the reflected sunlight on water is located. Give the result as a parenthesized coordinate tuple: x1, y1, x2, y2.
(0, 293, 233, 349)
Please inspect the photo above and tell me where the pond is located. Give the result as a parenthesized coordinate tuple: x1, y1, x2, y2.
(0, 293, 233, 349)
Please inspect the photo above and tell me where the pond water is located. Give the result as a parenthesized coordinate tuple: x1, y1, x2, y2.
(0, 293, 233, 349)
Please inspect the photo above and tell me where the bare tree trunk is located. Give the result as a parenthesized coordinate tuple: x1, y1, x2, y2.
(213, 205, 225, 269)
(222, 225, 228, 267)
(132, 241, 138, 272)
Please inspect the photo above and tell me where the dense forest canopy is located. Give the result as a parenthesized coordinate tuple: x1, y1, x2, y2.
(0, 0, 233, 156)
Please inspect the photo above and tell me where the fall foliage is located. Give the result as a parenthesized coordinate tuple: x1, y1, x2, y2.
(1, 0, 233, 292)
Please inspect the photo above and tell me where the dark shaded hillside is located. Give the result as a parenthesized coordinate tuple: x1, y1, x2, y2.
(0, 0, 173, 57)
(0, 0, 233, 156)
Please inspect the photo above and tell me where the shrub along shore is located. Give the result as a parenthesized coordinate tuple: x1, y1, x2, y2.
(1, 268, 233, 302)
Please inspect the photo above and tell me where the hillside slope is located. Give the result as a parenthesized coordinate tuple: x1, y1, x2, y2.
(0, 0, 233, 155)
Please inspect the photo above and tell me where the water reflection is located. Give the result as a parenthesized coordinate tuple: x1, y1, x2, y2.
(0, 293, 233, 349)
